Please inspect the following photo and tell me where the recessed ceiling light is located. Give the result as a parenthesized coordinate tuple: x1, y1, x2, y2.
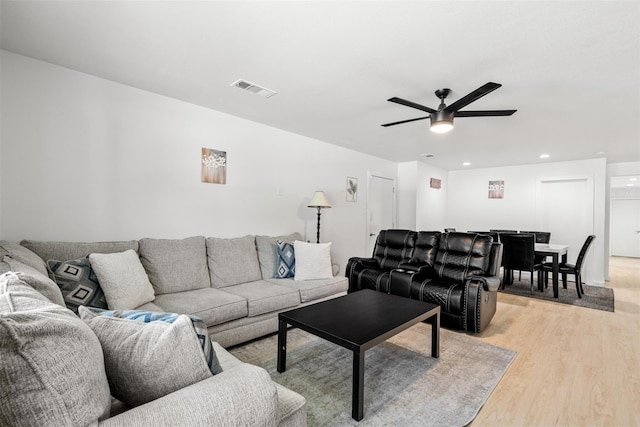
(627, 184, 634, 187)
(630, 178, 638, 182)
(539, 154, 550, 159)
(463, 162, 470, 166)
(595, 151, 605, 155)
(421, 153, 435, 158)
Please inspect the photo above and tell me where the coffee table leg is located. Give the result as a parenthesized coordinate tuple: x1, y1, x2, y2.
(277, 319, 287, 373)
(430, 311, 440, 358)
(352, 349, 365, 421)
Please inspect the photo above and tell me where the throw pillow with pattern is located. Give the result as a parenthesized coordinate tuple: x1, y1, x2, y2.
(276, 239, 295, 278)
(48, 257, 108, 314)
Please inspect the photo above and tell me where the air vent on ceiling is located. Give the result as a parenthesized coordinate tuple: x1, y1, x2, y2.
(230, 79, 277, 98)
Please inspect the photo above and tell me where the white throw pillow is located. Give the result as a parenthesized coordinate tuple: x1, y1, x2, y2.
(293, 241, 333, 281)
(89, 249, 155, 309)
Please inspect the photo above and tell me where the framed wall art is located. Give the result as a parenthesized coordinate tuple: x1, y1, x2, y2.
(201, 147, 227, 184)
(488, 180, 504, 199)
(346, 177, 358, 202)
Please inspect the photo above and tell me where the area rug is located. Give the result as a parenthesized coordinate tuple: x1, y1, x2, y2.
(498, 276, 614, 312)
(229, 323, 517, 426)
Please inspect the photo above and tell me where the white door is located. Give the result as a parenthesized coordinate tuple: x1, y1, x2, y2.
(611, 199, 640, 258)
(537, 177, 594, 282)
(367, 174, 395, 255)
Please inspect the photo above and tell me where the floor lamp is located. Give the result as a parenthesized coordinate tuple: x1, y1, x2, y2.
(308, 191, 331, 243)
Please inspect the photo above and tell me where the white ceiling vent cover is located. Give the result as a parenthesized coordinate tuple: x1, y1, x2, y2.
(231, 79, 277, 98)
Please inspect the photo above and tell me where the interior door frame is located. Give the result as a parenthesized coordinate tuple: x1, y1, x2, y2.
(535, 174, 595, 234)
(610, 197, 640, 257)
(535, 174, 595, 282)
(366, 172, 396, 253)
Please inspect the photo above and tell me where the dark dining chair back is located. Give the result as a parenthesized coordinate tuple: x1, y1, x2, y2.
(500, 233, 542, 293)
(520, 231, 551, 244)
(574, 235, 596, 273)
(542, 235, 596, 298)
(468, 231, 499, 244)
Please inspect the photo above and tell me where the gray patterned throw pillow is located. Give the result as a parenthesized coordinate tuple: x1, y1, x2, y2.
(276, 240, 295, 278)
(48, 257, 108, 313)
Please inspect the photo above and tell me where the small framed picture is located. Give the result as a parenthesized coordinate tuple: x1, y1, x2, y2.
(201, 147, 227, 184)
(346, 177, 358, 202)
(488, 180, 504, 199)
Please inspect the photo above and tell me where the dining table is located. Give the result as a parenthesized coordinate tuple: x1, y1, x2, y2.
(535, 243, 569, 298)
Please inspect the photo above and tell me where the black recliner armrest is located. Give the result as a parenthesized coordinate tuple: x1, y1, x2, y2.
(468, 275, 501, 292)
(347, 257, 379, 269)
(396, 261, 433, 273)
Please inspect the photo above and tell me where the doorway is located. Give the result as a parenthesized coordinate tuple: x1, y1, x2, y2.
(536, 176, 594, 283)
(611, 199, 640, 257)
(367, 173, 396, 255)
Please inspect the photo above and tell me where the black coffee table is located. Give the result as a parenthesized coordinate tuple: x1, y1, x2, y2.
(277, 289, 440, 421)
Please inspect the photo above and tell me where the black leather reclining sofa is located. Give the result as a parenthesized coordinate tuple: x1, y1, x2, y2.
(346, 230, 503, 333)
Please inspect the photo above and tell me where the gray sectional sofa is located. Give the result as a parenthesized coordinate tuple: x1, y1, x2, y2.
(0, 233, 348, 426)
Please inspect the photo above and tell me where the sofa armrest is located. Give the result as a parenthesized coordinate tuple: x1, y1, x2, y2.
(396, 261, 432, 273)
(469, 275, 501, 292)
(99, 364, 278, 427)
(347, 257, 378, 270)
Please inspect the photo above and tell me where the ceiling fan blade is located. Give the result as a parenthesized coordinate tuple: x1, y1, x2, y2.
(388, 97, 438, 114)
(455, 109, 517, 117)
(381, 116, 430, 127)
(445, 82, 502, 112)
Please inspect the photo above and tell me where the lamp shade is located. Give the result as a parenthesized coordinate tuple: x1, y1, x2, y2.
(308, 191, 331, 208)
(430, 110, 454, 134)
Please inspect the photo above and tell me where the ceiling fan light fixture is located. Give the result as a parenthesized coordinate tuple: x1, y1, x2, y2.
(430, 110, 454, 134)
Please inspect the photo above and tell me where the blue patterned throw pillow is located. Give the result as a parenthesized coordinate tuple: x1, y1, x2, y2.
(48, 257, 108, 314)
(83, 307, 222, 375)
(276, 239, 295, 278)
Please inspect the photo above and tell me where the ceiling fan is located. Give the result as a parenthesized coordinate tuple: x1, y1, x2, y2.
(381, 82, 516, 133)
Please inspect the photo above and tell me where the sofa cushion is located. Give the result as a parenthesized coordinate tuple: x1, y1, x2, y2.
(80, 307, 222, 376)
(206, 235, 262, 288)
(294, 241, 333, 281)
(89, 249, 155, 310)
(79, 307, 213, 407)
(47, 256, 108, 313)
(1, 241, 49, 276)
(2, 257, 66, 307)
(276, 240, 295, 278)
(139, 236, 210, 294)
(372, 229, 417, 270)
(221, 281, 300, 317)
(267, 276, 348, 303)
(20, 239, 139, 267)
(434, 232, 493, 283)
(153, 287, 248, 327)
(256, 232, 303, 279)
(0, 272, 111, 426)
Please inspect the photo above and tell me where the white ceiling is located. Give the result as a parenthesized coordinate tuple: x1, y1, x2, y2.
(1, 1, 639, 171)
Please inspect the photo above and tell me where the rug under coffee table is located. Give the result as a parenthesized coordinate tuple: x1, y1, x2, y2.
(277, 289, 440, 421)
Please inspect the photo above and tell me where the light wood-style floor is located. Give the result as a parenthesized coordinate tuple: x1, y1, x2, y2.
(472, 256, 640, 426)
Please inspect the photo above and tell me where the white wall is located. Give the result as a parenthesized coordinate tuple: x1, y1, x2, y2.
(416, 162, 448, 232)
(444, 159, 607, 286)
(396, 162, 417, 229)
(396, 161, 448, 231)
(0, 51, 397, 270)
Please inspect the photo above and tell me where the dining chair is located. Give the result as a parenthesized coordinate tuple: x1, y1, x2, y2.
(499, 233, 543, 294)
(542, 235, 596, 298)
(519, 231, 551, 244)
(517, 231, 551, 279)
